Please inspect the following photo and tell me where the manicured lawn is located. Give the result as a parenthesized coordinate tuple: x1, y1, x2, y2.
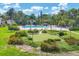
(0, 27, 15, 46)
(0, 27, 37, 56)
(66, 31, 79, 39)
(1, 26, 79, 55)
(0, 46, 37, 56)
(33, 33, 60, 42)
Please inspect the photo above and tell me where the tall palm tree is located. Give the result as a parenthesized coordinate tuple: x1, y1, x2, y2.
(69, 12, 76, 38)
(40, 10, 43, 26)
(6, 8, 15, 20)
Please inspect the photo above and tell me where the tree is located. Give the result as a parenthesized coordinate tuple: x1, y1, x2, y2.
(6, 8, 15, 19)
(13, 11, 27, 25)
(30, 14, 36, 20)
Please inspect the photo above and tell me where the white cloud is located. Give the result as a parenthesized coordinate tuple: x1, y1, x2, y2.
(44, 7, 48, 9)
(0, 9, 7, 14)
(3, 3, 21, 10)
(51, 6, 59, 14)
(3, 3, 12, 5)
(3, 5, 10, 9)
(52, 6, 58, 10)
(51, 3, 68, 15)
(31, 6, 43, 10)
(44, 13, 49, 14)
(22, 9, 33, 15)
(14, 3, 20, 8)
(58, 3, 68, 10)
(23, 9, 33, 12)
(58, 3, 68, 6)
(51, 10, 59, 14)
(0, 0, 75, 3)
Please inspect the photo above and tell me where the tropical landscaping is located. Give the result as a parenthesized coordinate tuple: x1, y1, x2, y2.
(1, 4, 79, 55)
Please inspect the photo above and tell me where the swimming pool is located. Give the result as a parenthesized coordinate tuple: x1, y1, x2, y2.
(20, 25, 69, 31)
(22, 25, 48, 28)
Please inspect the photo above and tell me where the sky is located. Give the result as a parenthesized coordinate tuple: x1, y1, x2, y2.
(0, 3, 79, 15)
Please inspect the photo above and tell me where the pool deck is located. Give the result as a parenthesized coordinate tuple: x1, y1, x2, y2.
(18, 25, 69, 31)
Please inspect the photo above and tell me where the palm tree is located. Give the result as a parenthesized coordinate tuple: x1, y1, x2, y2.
(40, 10, 43, 26)
(6, 8, 15, 20)
(69, 12, 76, 38)
(29, 14, 36, 40)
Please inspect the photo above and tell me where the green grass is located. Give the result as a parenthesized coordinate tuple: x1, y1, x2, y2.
(65, 31, 79, 39)
(33, 33, 60, 42)
(0, 26, 15, 46)
(58, 40, 73, 51)
(0, 27, 37, 56)
(26, 33, 61, 47)
(26, 30, 79, 50)
(0, 46, 37, 56)
(1, 26, 79, 55)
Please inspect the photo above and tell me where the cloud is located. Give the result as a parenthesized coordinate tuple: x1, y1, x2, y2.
(51, 3, 68, 14)
(44, 13, 49, 14)
(52, 6, 58, 10)
(3, 5, 10, 9)
(0, 9, 7, 14)
(3, 3, 21, 10)
(51, 3, 68, 11)
(51, 6, 59, 14)
(22, 9, 33, 15)
(2, 3, 12, 5)
(58, 3, 68, 7)
(58, 3, 68, 10)
(31, 6, 43, 10)
(51, 10, 59, 14)
(44, 7, 48, 9)
(0, 0, 72, 3)
(13, 3, 20, 8)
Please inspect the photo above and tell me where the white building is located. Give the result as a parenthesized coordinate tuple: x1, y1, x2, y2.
(0, 18, 5, 25)
(7, 19, 15, 25)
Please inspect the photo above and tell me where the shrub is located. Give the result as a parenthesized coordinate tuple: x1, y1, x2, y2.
(27, 30, 33, 33)
(15, 31, 27, 37)
(33, 29, 39, 33)
(8, 35, 24, 45)
(44, 38, 61, 44)
(27, 29, 39, 34)
(27, 36, 33, 40)
(45, 39, 54, 43)
(54, 39, 61, 41)
(69, 27, 79, 31)
(30, 42, 39, 47)
(41, 42, 60, 52)
(41, 39, 60, 52)
(64, 36, 79, 45)
(42, 30, 47, 33)
(8, 25, 19, 31)
(59, 31, 65, 36)
(47, 30, 59, 35)
(25, 40, 39, 47)
(15, 32, 21, 37)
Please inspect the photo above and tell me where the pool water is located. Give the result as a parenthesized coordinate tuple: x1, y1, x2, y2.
(22, 25, 48, 28)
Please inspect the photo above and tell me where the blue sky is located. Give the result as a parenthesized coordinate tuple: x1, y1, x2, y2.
(0, 3, 79, 15)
